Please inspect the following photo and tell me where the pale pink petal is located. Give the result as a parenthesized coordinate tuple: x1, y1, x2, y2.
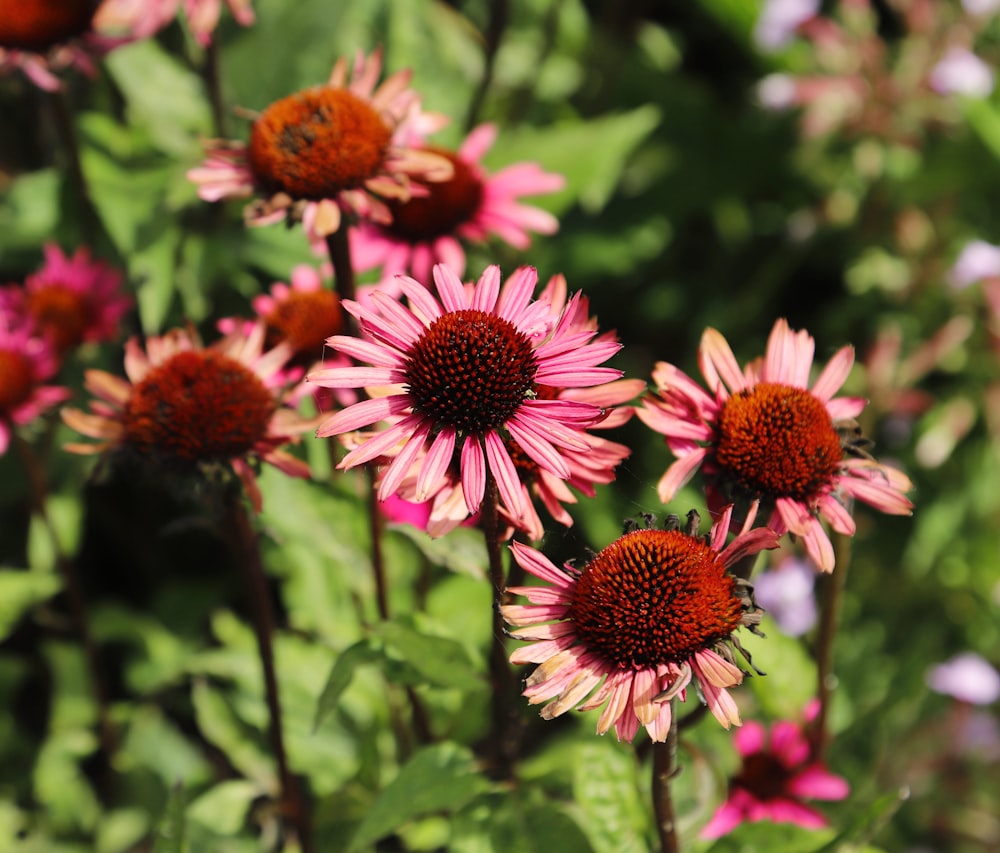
(460, 435, 486, 513)
(811, 345, 854, 401)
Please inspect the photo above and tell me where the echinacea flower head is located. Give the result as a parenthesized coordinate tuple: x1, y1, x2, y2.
(349, 123, 564, 283)
(187, 49, 452, 240)
(0, 313, 71, 455)
(637, 319, 914, 572)
(61, 325, 312, 511)
(701, 704, 850, 838)
(0, 0, 125, 91)
(309, 263, 622, 521)
(503, 506, 779, 742)
(94, 0, 253, 44)
(0, 243, 129, 353)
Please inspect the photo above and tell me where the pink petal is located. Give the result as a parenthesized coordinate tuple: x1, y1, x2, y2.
(484, 430, 527, 520)
(416, 428, 456, 501)
(787, 766, 851, 801)
(472, 265, 501, 312)
(315, 395, 410, 436)
(432, 264, 469, 312)
(811, 345, 854, 401)
(460, 435, 486, 513)
(699, 328, 746, 394)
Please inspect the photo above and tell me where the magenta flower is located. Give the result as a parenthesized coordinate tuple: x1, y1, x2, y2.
(61, 324, 313, 512)
(187, 49, 452, 239)
(701, 706, 850, 838)
(348, 123, 564, 283)
(636, 319, 913, 571)
(0, 243, 129, 354)
(309, 264, 622, 520)
(503, 505, 779, 741)
(0, 314, 71, 455)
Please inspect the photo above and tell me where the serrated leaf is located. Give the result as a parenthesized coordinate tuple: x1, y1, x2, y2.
(375, 621, 483, 690)
(0, 570, 61, 641)
(348, 743, 490, 852)
(312, 639, 382, 732)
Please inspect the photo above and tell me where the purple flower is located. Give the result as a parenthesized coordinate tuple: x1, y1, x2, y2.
(927, 653, 1000, 705)
(950, 240, 1000, 289)
(753, 557, 818, 637)
(929, 47, 995, 98)
(754, 0, 820, 52)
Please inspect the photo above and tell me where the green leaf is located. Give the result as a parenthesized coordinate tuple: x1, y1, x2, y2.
(187, 780, 261, 836)
(0, 570, 61, 641)
(96, 808, 149, 853)
(963, 97, 1000, 162)
(739, 615, 818, 720)
(704, 822, 838, 852)
(811, 788, 908, 853)
(489, 107, 661, 214)
(0, 169, 61, 250)
(312, 639, 381, 732)
(571, 741, 652, 853)
(375, 620, 483, 690)
(348, 743, 490, 852)
(104, 40, 212, 157)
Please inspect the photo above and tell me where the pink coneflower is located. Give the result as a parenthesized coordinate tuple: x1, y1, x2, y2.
(0, 314, 71, 455)
(503, 505, 779, 741)
(0, 0, 134, 91)
(94, 0, 253, 45)
(187, 49, 452, 240)
(61, 324, 313, 511)
(636, 319, 913, 572)
(0, 243, 129, 354)
(348, 123, 564, 283)
(309, 263, 622, 520)
(701, 704, 850, 838)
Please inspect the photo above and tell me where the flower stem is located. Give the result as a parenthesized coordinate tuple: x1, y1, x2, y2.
(203, 39, 227, 137)
(325, 228, 358, 307)
(812, 531, 851, 762)
(652, 699, 681, 853)
(465, 0, 510, 130)
(47, 89, 97, 242)
(14, 433, 117, 784)
(481, 467, 517, 780)
(219, 489, 314, 853)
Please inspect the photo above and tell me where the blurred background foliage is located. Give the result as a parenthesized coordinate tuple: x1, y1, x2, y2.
(1, 0, 999, 850)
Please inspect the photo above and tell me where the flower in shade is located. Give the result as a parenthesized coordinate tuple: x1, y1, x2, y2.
(309, 263, 622, 520)
(701, 703, 850, 838)
(927, 653, 1000, 705)
(0, 243, 129, 354)
(636, 319, 914, 572)
(61, 324, 313, 511)
(754, 0, 819, 52)
(187, 49, 452, 240)
(950, 239, 1000, 289)
(0, 0, 131, 91)
(0, 314, 71, 455)
(752, 555, 818, 637)
(348, 123, 564, 283)
(503, 505, 780, 742)
(929, 47, 995, 99)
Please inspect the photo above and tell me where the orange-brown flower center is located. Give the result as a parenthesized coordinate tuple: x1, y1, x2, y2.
(26, 284, 90, 352)
(733, 752, 794, 801)
(264, 289, 342, 361)
(247, 88, 392, 200)
(384, 149, 484, 242)
(0, 0, 96, 50)
(568, 529, 744, 669)
(0, 350, 36, 413)
(715, 382, 842, 502)
(122, 350, 276, 463)
(404, 309, 537, 435)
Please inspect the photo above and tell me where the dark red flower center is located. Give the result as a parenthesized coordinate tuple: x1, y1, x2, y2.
(122, 350, 276, 463)
(0, 0, 96, 51)
(0, 349, 35, 413)
(384, 149, 484, 242)
(27, 284, 90, 352)
(247, 88, 392, 200)
(264, 289, 342, 361)
(404, 309, 537, 436)
(715, 382, 842, 502)
(733, 751, 794, 801)
(568, 529, 744, 669)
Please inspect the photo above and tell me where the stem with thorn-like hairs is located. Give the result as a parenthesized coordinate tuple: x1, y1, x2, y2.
(219, 489, 314, 853)
(14, 433, 117, 787)
(481, 467, 517, 780)
(652, 699, 681, 853)
(812, 531, 851, 762)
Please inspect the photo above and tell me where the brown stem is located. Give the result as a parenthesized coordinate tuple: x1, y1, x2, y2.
(481, 467, 517, 780)
(811, 532, 851, 762)
(14, 432, 117, 785)
(466, 0, 510, 130)
(652, 700, 680, 853)
(47, 89, 97, 242)
(203, 39, 227, 137)
(325, 229, 358, 319)
(219, 490, 314, 853)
